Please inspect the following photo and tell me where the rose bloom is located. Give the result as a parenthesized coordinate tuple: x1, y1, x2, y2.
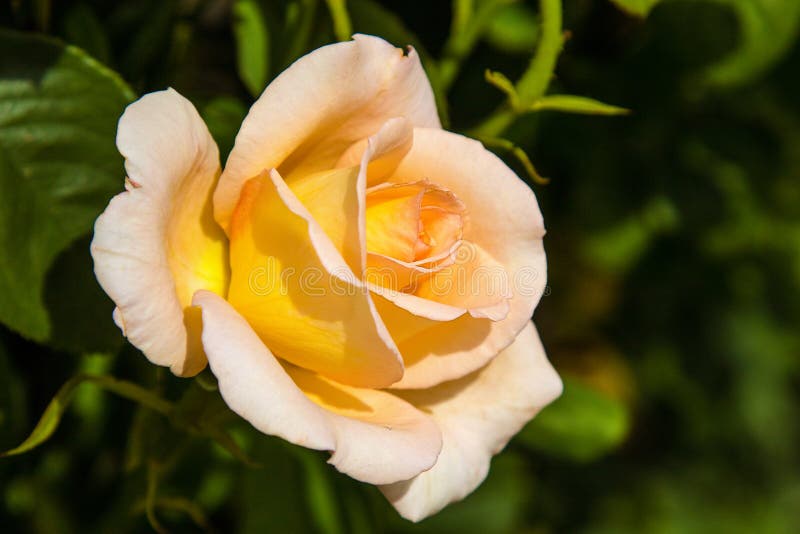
(91, 35, 562, 521)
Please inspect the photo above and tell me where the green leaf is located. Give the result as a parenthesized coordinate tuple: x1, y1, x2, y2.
(608, 0, 661, 17)
(700, 0, 800, 88)
(295, 449, 346, 534)
(201, 96, 248, 163)
(0, 30, 133, 342)
(43, 235, 124, 354)
(530, 94, 631, 115)
(233, 0, 271, 97)
(240, 438, 313, 533)
(582, 196, 679, 274)
(515, 376, 630, 462)
(1, 373, 172, 458)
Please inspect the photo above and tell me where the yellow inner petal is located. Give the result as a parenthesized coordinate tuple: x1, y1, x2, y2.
(365, 181, 465, 264)
(227, 172, 403, 388)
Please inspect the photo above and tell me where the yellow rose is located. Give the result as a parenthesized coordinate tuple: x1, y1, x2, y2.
(91, 35, 562, 521)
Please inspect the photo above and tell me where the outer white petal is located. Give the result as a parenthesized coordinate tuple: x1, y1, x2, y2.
(214, 34, 441, 232)
(380, 322, 562, 521)
(91, 88, 228, 376)
(194, 290, 443, 485)
(385, 128, 547, 389)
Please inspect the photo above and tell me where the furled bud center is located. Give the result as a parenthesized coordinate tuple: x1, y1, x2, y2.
(365, 181, 466, 265)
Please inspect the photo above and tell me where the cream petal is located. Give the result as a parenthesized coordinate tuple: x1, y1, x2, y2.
(411, 241, 511, 321)
(384, 128, 547, 389)
(194, 290, 443, 485)
(336, 116, 414, 187)
(91, 88, 228, 376)
(380, 322, 562, 522)
(214, 35, 440, 232)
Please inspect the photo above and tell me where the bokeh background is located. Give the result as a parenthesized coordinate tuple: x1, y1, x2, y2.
(1, 0, 799, 532)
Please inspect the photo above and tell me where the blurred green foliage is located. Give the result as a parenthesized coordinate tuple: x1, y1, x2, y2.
(1, 0, 800, 532)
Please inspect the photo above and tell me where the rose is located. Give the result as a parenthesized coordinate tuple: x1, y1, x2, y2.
(91, 34, 562, 521)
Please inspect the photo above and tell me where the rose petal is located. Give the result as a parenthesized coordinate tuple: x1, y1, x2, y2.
(290, 117, 416, 274)
(91, 88, 228, 376)
(380, 322, 562, 522)
(194, 290, 442, 485)
(412, 241, 511, 321)
(335, 116, 414, 187)
(384, 128, 547, 389)
(227, 168, 403, 388)
(288, 165, 361, 273)
(365, 182, 426, 262)
(214, 35, 440, 232)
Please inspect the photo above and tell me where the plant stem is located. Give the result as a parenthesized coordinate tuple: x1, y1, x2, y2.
(470, 0, 563, 138)
(515, 0, 563, 106)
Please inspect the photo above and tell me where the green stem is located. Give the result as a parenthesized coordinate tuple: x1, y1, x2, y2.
(515, 0, 563, 106)
(87, 374, 174, 415)
(439, 0, 512, 92)
(470, 0, 563, 138)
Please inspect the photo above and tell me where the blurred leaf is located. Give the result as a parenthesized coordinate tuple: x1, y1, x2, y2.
(62, 3, 111, 64)
(348, 0, 428, 56)
(700, 0, 800, 88)
(608, 0, 661, 17)
(325, 0, 353, 41)
(117, 0, 177, 84)
(32, 0, 52, 31)
(583, 196, 679, 274)
(233, 0, 271, 97)
(516, 376, 630, 462)
(530, 94, 631, 115)
(239, 439, 313, 533)
(295, 449, 346, 534)
(280, 0, 319, 70)
(43, 235, 124, 354)
(202, 96, 248, 162)
(0, 30, 133, 342)
(172, 382, 261, 467)
(1, 374, 172, 458)
(340, 485, 373, 534)
(0, 341, 27, 448)
(485, 2, 539, 53)
(145, 461, 168, 534)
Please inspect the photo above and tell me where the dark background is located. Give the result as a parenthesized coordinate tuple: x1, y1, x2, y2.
(1, 0, 799, 532)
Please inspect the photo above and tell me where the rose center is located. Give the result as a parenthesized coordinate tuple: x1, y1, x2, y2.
(365, 181, 465, 264)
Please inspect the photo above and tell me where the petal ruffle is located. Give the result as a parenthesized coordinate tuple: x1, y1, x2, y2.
(91, 88, 228, 376)
(194, 290, 442, 484)
(214, 35, 440, 232)
(383, 128, 547, 389)
(380, 322, 562, 522)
